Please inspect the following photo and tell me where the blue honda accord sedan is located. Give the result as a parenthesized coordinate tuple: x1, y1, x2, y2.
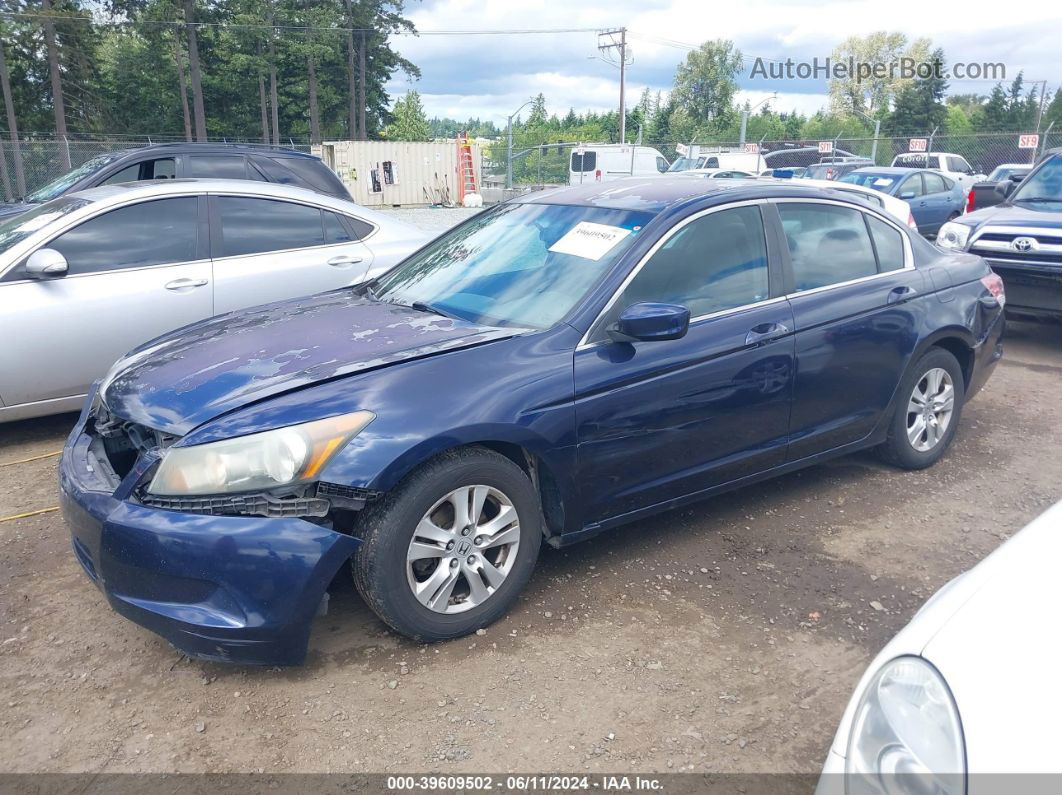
(59, 178, 1005, 664)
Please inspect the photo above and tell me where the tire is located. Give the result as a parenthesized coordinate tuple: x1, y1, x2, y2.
(351, 446, 543, 641)
(879, 347, 965, 469)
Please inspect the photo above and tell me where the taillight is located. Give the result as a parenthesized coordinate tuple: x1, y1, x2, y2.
(907, 211, 917, 229)
(965, 189, 975, 213)
(981, 273, 1005, 306)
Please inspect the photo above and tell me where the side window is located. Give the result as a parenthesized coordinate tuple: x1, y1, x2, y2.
(217, 197, 325, 257)
(899, 174, 924, 198)
(323, 211, 353, 244)
(46, 197, 199, 275)
(187, 155, 248, 179)
(343, 215, 374, 240)
(100, 162, 142, 185)
(148, 158, 176, 179)
(950, 156, 972, 173)
(924, 173, 947, 194)
(778, 203, 878, 291)
(655, 156, 668, 173)
(609, 206, 769, 321)
(866, 215, 905, 273)
(704, 157, 719, 168)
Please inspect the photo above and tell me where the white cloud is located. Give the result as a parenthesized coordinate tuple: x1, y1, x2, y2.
(386, 0, 1062, 123)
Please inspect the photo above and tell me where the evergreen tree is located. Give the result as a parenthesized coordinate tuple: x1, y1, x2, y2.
(383, 89, 430, 141)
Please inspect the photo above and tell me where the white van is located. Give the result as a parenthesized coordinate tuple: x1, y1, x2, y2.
(569, 144, 670, 184)
(667, 147, 767, 174)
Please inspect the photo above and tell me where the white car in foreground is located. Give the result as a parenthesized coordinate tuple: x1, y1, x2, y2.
(817, 501, 1062, 793)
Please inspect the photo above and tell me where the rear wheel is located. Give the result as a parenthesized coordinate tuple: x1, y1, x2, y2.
(879, 348, 965, 469)
(352, 446, 542, 640)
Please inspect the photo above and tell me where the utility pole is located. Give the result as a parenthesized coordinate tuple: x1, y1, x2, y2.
(597, 28, 630, 144)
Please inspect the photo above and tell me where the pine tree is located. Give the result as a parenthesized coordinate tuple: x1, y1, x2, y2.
(384, 89, 429, 141)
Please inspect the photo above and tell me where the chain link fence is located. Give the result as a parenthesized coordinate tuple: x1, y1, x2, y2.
(0, 134, 312, 202)
(482, 131, 1062, 190)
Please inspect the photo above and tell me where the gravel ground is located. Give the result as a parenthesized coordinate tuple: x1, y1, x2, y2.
(0, 321, 1059, 776)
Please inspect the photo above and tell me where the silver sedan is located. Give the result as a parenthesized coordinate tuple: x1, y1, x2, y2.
(0, 179, 429, 422)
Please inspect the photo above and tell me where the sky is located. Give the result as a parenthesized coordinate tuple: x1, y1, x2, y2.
(383, 0, 1062, 127)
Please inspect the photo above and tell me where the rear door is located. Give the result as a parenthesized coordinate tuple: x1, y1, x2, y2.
(897, 173, 930, 230)
(209, 194, 373, 314)
(0, 196, 211, 406)
(921, 172, 952, 233)
(774, 199, 924, 459)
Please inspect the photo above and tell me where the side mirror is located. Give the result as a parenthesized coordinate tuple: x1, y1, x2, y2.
(25, 248, 68, 279)
(899, 191, 916, 200)
(608, 302, 690, 343)
(995, 180, 1017, 200)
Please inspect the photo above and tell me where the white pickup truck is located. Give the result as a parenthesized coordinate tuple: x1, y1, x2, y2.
(891, 151, 987, 191)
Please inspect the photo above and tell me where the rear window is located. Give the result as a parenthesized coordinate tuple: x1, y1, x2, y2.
(570, 151, 597, 173)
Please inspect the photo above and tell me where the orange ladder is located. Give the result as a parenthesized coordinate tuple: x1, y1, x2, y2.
(456, 132, 478, 203)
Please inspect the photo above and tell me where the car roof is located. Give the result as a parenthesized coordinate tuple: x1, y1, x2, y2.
(66, 178, 357, 210)
(849, 167, 919, 175)
(515, 176, 878, 214)
(104, 143, 319, 160)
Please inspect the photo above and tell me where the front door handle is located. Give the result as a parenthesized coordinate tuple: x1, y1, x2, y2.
(887, 285, 917, 304)
(327, 255, 364, 267)
(745, 322, 789, 346)
(164, 278, 208, 291)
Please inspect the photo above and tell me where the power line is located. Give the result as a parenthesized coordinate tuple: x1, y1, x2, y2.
(0, 13, 607, 36)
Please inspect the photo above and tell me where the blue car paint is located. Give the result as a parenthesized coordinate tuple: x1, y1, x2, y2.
(60, 178, 1005, 665)
(844, 168, 966, 235)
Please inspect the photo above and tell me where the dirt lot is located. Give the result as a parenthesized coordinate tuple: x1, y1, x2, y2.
(1, 320, 1060, 777)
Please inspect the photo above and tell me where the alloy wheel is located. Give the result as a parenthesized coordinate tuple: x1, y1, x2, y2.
(405, 485, 521, 614)
(906, 367, 955, 452)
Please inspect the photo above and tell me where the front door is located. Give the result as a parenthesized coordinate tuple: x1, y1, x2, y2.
(573, 203, 795, 525)
(0, 196, 212, 406)
(210, 195, 374, 314)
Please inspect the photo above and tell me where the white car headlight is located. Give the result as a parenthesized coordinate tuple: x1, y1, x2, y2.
(936, 222, 972, 250)
(147, 411, 375, 496)
(846, 656, 965, 795)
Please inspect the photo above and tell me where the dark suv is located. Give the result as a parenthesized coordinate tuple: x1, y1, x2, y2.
(0, 143, 351, 220)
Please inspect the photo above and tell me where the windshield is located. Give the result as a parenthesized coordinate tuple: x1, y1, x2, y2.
(667, 157, 705, 172)
(1010, 157, 1062, 209)
(373, 203, 654, 330)
(0, 197, 89, 260)
(25, 153, 123, 203)
(989, 166, 1026, 181)
(840, 172, 898, 192)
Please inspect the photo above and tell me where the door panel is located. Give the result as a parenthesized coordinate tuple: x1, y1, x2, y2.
(0, 262, 212, 405)
(212, 242, 373, 314)
(210, 195, 374, 313)
(573, 203, 794, 525)
(776, 201, 925, 460)
(574, 302, 795, 523)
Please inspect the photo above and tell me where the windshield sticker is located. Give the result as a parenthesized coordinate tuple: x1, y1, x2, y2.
(548, 221, 632, 261)
(873, 178, 893, 186)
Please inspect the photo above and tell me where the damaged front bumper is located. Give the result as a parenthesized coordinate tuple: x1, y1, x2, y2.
(58, 396, 361, 666)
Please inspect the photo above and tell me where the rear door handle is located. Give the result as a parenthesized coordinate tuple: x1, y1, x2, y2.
(327, 255, 364, 267)
(887, 285, 917, 304)
(164, 278, 208, 291)
(745, 322, 789, 346)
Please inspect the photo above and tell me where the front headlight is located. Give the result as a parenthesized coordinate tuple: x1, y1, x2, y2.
(936, 222, 972, 250)
(846, 656, 965, 795)
(147, 411, 375, 496)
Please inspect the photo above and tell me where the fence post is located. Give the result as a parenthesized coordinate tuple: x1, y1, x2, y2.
(871, 119, 880, 164)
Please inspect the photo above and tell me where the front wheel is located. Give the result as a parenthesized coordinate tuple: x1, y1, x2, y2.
(879, 347, 965, 469)
(352, 446, 542, 640)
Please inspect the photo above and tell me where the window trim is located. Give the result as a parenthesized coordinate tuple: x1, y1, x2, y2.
(768, 197, 915, 299)
(207, 193, 376, 262)
(578, 199, 781, 348)
(0, 194, 208, 284)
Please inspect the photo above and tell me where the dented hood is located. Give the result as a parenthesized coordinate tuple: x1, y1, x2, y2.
(101, 291, 517, 435)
